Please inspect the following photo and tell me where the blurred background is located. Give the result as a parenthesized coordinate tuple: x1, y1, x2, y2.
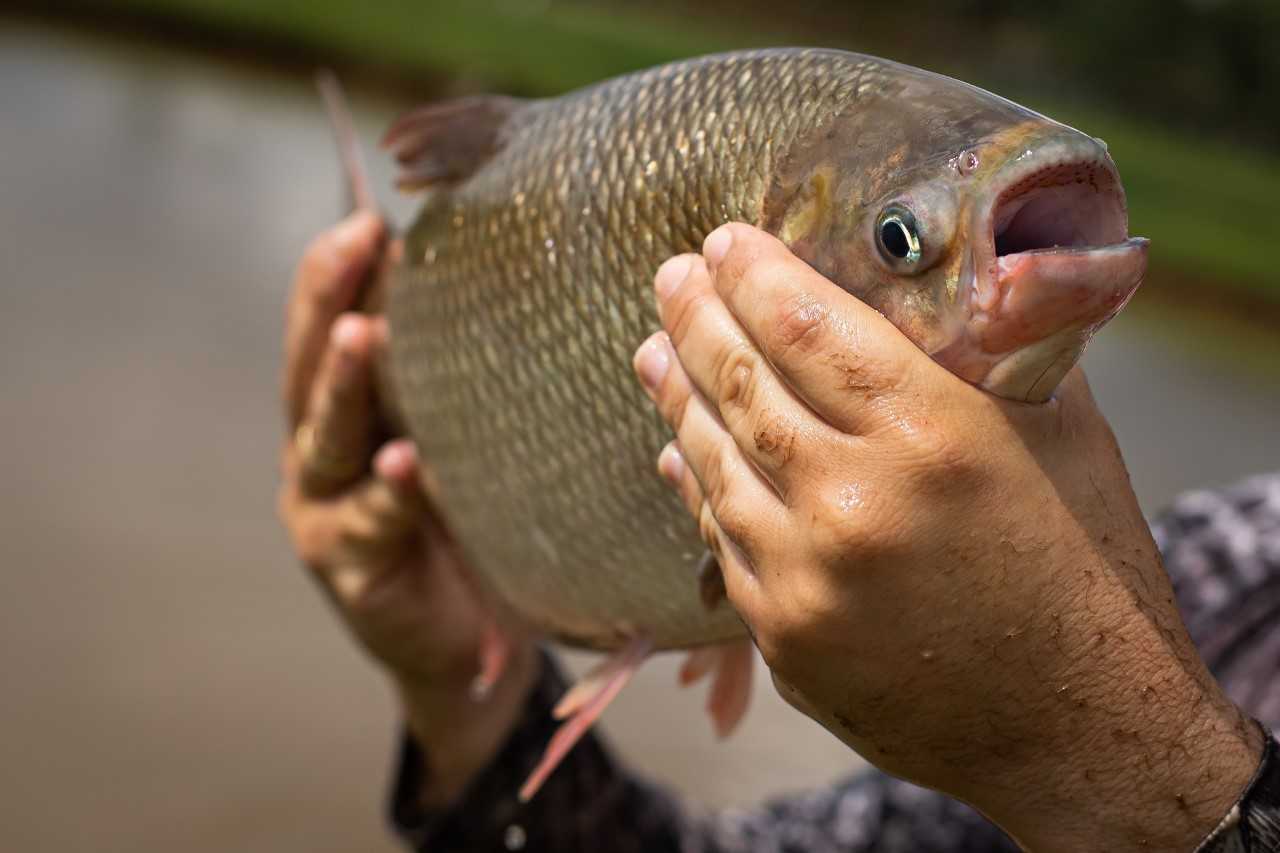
(2, 1, 1276, 850)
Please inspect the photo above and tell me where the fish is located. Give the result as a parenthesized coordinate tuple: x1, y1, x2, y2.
(320, 47, 1148, 799)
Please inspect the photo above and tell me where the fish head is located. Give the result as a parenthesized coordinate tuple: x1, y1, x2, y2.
(769, 69, 1148, 402)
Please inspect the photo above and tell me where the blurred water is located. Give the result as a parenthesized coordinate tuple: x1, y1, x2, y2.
(1, 18, 1276, 852)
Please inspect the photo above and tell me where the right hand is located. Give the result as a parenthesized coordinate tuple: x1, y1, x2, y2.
(276, 211, 537, 807)
(636, 223, 1262, 852)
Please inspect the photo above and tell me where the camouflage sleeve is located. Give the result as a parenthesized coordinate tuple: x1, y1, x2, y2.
(390, 471, 1280, 853)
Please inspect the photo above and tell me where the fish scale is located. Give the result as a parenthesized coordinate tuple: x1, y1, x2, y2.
(382, 46, 1148, 653)
(389, 49, 876, 649)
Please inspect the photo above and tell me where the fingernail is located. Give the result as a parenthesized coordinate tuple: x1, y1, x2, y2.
(331, 313, 364, 353)
(373, 441, 412, 482)
(658, 442, 684, 484)
(634, 334, 670, 391)
(702, 226, 732, 266)
(654, 255, 693, 301)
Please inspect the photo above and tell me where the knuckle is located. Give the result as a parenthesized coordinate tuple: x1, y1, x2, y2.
(805, 486, 881, 564)
(898, 424, 979, 496)
(768, 289, 830, 360)
(750, 408, 801, 469)
(336, 511, 380, 553)
(698, 441, 733, 509)
(712, 235, 754, 299)
(711, 497, 757, 561)
(711, 346, 757, 415)
(662, 377, 694, 435)
(293, 522, 333, 570)
(821, 349, 885, 401)
(664, 287, 716, 349)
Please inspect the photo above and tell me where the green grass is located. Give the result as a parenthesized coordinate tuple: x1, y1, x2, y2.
(93, 0, 1280, 301)
(101, 0, 771, 93)
(1033, 100, 1280, 295)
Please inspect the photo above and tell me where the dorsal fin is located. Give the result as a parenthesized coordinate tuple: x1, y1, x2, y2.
(315, 69, 377, 213)
(380, 95, 526, 191)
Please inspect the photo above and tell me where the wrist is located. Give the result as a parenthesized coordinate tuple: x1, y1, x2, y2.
(974, 616, 1263, 852)
(394, 643, 540, 809)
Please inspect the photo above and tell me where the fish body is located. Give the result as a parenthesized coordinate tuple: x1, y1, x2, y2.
(381, 48, 1147, 651)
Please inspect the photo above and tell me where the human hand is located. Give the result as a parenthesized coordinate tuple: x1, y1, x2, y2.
(277, 211, 536, 806)
(633, 223, 1262, 852)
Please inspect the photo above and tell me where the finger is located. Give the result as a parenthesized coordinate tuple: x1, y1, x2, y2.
(636, 330, 784, 519)
(701, 223, 953, 434)
(372, 438, 424, 495)
(284, 210, 384, 430)
(637, 331, 787, 584)
(657, 442, 765, 622)
(297, 313, 376, 496)
(327, 472, 431, 602)
(649, 253, 838, 497)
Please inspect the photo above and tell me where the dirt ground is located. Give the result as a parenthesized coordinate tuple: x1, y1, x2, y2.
(3, 20, 1277, 852)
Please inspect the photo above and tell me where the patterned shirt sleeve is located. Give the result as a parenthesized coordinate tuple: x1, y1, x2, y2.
(390, 471, 1280, 852)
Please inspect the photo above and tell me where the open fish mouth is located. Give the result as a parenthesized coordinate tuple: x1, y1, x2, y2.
(991, 156, 1129, 259)
(967, 147, 1152, 353)
(963, 144, 1149, 401)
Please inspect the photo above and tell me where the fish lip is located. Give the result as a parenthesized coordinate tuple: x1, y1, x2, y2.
(970, 135, 1133, 315)
(939, 134, 1149, 396)
(996, 236, 1149, 261)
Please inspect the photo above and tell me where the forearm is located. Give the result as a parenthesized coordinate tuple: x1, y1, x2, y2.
(396, 641, 541, 809)
(391, 649, 687, 852)
(960, 543, 1266, 852)
(990, 657, 1263, 851)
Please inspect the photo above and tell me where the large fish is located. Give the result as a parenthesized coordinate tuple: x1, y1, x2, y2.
(325, 47, 1148, 797)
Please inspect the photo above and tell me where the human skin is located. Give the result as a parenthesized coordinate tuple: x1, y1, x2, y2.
(631, 222, 1263, 851)
(276, 210, 537, 808)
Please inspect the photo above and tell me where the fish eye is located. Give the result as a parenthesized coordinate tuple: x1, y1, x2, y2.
(876, 206, 922, 267)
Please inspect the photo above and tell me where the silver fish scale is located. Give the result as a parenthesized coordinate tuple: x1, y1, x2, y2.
(390, 49, 882, 649)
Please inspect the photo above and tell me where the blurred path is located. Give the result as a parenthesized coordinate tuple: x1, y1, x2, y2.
(1, 19, 1276, 852)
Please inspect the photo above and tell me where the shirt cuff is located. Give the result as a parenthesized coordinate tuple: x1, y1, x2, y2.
(387, 649, 562, 850)
(1196, 726, 1280, 853)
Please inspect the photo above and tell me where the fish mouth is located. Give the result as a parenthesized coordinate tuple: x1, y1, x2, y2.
(991, 156, 1128, 260)
(964, 141, 1149, 401)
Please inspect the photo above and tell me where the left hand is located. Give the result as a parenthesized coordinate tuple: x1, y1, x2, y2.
(631, 223, 1261, 853)
(277, 211, 536, 808)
